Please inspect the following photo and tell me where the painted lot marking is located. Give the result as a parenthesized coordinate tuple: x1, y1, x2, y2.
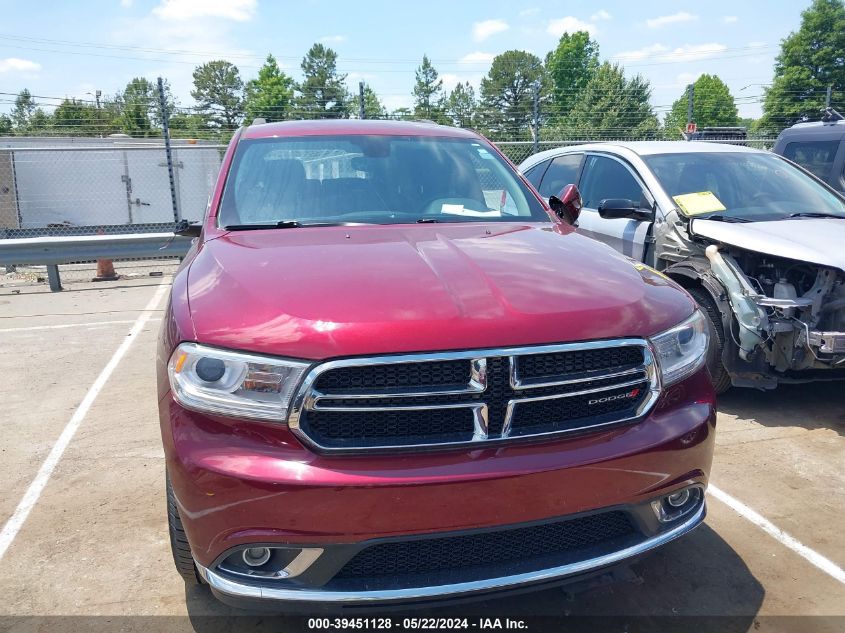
(0, 319, 160, 333)
(710, 484, 845, 585)
(0, 281, 169, 562)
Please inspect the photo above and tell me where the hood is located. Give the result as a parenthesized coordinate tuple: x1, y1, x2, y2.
(186, 223, 693, 359)
(691, 218, 845, 270)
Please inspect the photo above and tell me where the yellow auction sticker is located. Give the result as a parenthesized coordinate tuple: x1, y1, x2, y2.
(672, 191, 727, 216)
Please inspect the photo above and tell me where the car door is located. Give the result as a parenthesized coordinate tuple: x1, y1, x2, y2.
(575, 153, 652, 261)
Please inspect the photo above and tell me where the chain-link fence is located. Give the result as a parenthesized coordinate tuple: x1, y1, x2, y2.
(0, 138, 223, 285)
(0, 122, 780, 288)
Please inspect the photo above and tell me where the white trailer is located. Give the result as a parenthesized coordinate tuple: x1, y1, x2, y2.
(0, 137, 223, 233)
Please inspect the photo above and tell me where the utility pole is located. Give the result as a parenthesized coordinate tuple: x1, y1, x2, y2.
(95, 90, 102, 138)
(826, 85, 832, 109)
(359, 81, 365, 120)
(686, 83, 695, 140)
(532, 80, 540, 155)
(158, 77, 180, 222)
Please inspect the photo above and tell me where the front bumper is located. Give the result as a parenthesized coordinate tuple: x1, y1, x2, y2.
(196, 500, 705, 606)
(160, 369, 715, 605)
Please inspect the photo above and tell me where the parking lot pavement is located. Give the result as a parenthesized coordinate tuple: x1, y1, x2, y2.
(0, 280, 843, 630)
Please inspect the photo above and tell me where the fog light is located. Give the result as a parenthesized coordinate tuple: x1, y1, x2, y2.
(667, 489, 690, 508)
(651, 487, 701, 523)
(242, 547, 271, 567)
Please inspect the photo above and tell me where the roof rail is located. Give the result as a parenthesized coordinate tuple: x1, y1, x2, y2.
(821, 107, 844, 123)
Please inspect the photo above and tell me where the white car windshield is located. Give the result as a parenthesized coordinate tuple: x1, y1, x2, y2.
(219, 135, 548, 227)
(644, 152, 845, 221)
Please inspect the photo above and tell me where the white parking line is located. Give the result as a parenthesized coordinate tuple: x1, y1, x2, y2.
(710, 484, 845, 584)
(0, 281, 170, 562)
(0, 319, 160, 333)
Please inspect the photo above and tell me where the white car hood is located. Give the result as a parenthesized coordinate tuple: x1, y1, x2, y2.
(690, 218, 845, 270)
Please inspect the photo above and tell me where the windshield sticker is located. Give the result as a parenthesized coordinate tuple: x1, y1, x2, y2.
(441, 204, 502, 218)
(672, 191, 727, 216)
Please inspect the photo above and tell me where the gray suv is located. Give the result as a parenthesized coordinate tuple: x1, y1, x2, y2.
(773, 109, 845, 194)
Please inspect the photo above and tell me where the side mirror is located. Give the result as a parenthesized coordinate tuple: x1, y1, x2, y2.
(597, 199, 653, 221)
(549, 184, 582, 225)
(175, 219, 202, 238)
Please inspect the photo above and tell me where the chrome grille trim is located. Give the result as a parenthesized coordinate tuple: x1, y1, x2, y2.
(288, 340, 660, 453)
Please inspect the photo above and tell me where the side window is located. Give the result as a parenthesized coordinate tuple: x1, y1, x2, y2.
(579, 155, 643, 209)
(538, 154, 583, 198)
(523, 160, 549, 189)
(782, 140, 839, 181)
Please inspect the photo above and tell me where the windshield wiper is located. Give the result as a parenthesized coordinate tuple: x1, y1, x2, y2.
(224, 221, 354, 230)
(785, 212, 844, 220)
(697, 214, 751, 223)
(416, 218, 440, 223)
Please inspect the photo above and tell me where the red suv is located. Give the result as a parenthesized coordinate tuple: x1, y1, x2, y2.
(157, 120, 715, 608)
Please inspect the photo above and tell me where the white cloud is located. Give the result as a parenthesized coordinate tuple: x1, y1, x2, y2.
(661, 43, 727, 61)
(519, 8, 539, 18)
(472, 19, 509, 42)
(590, 9, 612, 21)
(646, 12, 698, 29)
(675, 72, 698, 85)
(382, 94, 412, 112)
(459, 51, 495, 64)
(547, 17, 595, 37)
(440, 73, 462, 93)
(0, 57, 41, 73)
(615, 43, 668, 62)
(120, 0, 134, 7)
(723, 15, 738, 24)
(152, 0, 256, 22)
(319, 35, 346, 44)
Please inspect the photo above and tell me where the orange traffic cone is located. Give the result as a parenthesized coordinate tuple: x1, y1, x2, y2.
(92, 228, 119, 282)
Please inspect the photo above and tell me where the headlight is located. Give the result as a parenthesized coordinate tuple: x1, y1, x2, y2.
(648, 311, 709, 387)
(167, 343, 309, 421)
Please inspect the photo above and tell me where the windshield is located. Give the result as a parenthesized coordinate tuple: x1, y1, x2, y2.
(219, 135, 548, 227)
(644, 152, 845, 221)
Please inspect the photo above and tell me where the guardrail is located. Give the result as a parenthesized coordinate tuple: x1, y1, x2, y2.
(0, 232, 193, 291)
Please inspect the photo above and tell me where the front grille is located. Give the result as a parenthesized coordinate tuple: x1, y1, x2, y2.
(335, 511, 636, 581)
(314, 359, 471, 392)
(518, 347, 644, 381)
(305, 408, 475, 448)
(290, 341, 657, 451)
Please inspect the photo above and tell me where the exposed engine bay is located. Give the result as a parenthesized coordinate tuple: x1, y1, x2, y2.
(705, 245, 845, 377)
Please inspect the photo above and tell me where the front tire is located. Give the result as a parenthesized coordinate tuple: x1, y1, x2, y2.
(687, 286, 732, 394)
(167, 473, 200, 585)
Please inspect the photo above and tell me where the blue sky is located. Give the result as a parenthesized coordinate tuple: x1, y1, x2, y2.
(0, 0, 814, 122)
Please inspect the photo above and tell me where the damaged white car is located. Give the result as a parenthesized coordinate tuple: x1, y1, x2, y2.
(520, 142, 845, 392)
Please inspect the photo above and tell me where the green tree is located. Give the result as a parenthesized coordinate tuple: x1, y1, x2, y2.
(191, 61, 244, 129)
(243, 54, 295, 122)
(762, 0, 845, 131)
(478, 50, 546, 139)
(296, 44, 349, 119)
(117, 78, 157, 137)
(11, 89, 49, 133)
(169, 112, 212, 138)
(412, 55, 447, 122)
(390, 107, 412, 120)
(560, 62, 658, 139)
(0, 114, 11, 134)
(360, 85, 386, 119)
(446, 82, 476, 128)
(664, 74, 739, 134)
(545, 31, 599, 121)
(52, 98, 103, 136)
